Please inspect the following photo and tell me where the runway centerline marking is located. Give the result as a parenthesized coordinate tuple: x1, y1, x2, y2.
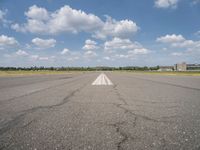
(92, 73, 113, 86)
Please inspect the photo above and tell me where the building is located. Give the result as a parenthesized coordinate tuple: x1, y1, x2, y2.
(158, 66, 174, 71)
(174, 62, 187, 71)
(187, 64, 200, 71)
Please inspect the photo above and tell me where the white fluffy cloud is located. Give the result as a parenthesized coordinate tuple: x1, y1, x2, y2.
(104, 37, 142, 51)
(156, 34, 185, 43)
(104, 37, 151, 60)
(94, 16, 139, 39)
(128, 48, 150, 55)
(0, 9, 10, 26)
(157, 34, 200, 49)
(155, 0, 179, 8)
(0, 10, 6, 22)
(84, 50, 97, 59)
(32, 37, 56, 49)
(12, 5, 103, 34)
(0, 35, 18, 47)
(25, 5, 49, 21)
(16, 50, 29, 56)
(61, 48, 70, 55)
(82, 39, 99, 50)
(30, 55, 39, 60)
(30, 55, 55, 61)
(157, 34, 200, 55)
(67, 56, 80, 61)
(11, 5, 139, 39)
(171, 40, 196, 48)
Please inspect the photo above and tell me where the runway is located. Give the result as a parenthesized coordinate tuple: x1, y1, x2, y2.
(0, 72, 200, 150)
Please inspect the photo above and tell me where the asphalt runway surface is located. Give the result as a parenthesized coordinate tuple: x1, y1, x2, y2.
(0, 72, 200, 150)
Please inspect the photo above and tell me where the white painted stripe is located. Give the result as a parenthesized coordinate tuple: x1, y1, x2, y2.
(92, 73, 113, 85)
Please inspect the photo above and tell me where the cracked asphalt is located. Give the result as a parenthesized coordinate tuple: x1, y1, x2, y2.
(0, 72, 200, 150)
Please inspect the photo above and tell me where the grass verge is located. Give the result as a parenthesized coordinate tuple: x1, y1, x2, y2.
(0, 70, 83, 77)
(117, 71, 200, 76)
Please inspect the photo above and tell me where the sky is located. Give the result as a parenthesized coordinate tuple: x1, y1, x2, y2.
(0, 0, 200, 67)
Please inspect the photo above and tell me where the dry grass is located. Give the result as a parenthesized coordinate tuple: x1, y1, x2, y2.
(0, 70, 199, 77)
(0, 70, 83, 77)
(118, 71, 200, 76)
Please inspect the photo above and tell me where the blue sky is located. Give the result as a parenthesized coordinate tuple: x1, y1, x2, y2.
(0, 0, 200, 67)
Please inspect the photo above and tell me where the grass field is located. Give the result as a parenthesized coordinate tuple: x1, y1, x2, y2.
(0, 70, 83, 77)
(0, 70, 200, 77)
(122, 71, 200, 76)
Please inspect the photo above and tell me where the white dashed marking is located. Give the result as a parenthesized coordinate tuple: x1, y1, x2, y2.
(92, 73, 113, 85)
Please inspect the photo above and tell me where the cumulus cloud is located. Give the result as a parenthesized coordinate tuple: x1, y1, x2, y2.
(30, 55, 39, 60)
(84, 50, 97, 59)
(67, 56, 80, 61)
(103, 37, 151, 60)
(61, 48, 70, 55)
(155, 0, 179, 8)
(32, 37, 56, 49)
(104, 37, 142, 51)
(156, 34, 185, 43)
(16, 50, 29, 56)
(82, 39, 99, 50)
(0, 9, 10, 27)
(0, 10, 5, 18)
(0, 10, 6, 22)
(30, 55, 55, 61)
(0, 35, 18, 47)
(157, 34, 200, 48)
(12, 5, 103, 34)
(157, 33, 200, 55)
(128, 48, 150, 55)
(171, 40, 196, 48)
(25, 5, 49, 21)
(114, 54, 129, 59)
(93, 16, 139, 39)
(11, 5, 139, 39)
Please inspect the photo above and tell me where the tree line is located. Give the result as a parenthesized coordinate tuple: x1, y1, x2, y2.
(0, 66, 160, 71)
